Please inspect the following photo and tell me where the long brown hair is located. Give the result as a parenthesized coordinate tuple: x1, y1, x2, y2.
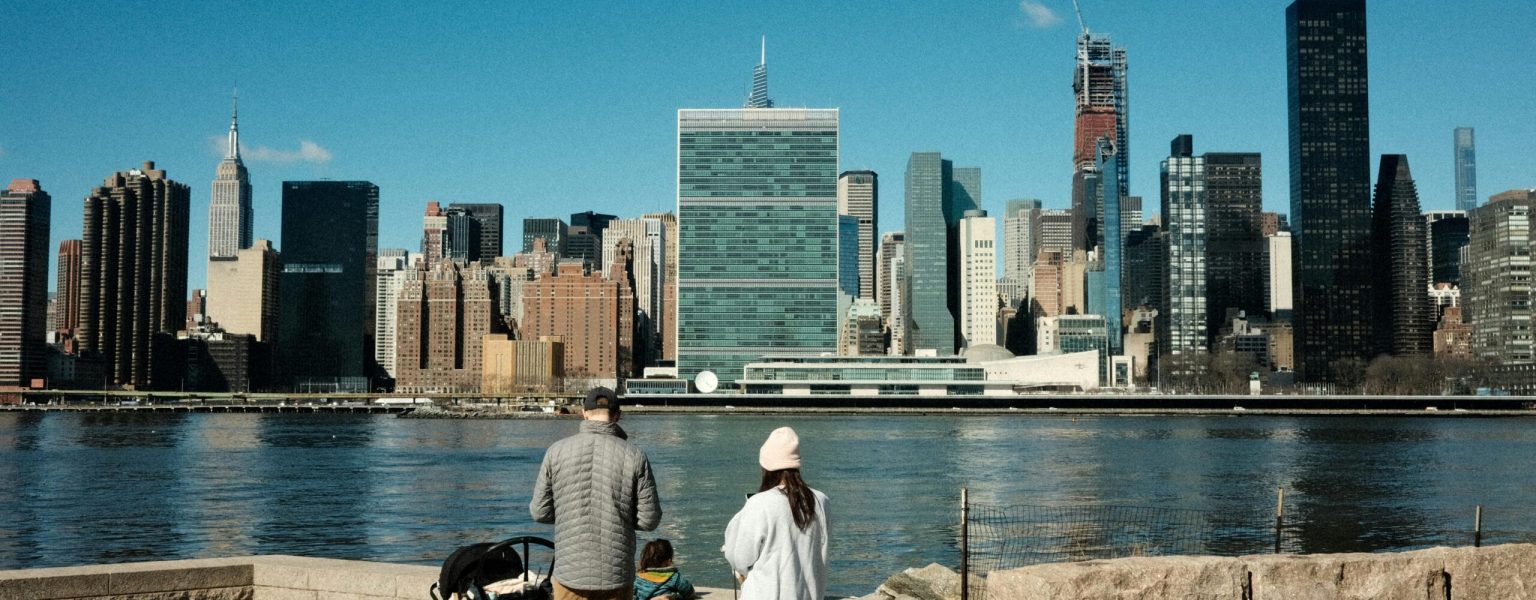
(759, 468, 817, 531)
(638, 539, 674, 571)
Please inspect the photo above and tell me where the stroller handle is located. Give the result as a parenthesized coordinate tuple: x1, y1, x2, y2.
(485, 536, 556, 583)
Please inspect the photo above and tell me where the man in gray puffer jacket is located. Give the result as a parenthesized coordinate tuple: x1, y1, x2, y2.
(531, 387, 662, 600)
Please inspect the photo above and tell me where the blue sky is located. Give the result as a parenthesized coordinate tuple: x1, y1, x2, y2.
(3, 1, 1533, 291)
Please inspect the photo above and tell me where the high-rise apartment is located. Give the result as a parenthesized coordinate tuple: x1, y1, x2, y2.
(958, 210, 997, 350)
(1072, 32, 1129, 252)
(1287, 0, 1373, 382)
(1371, 155, 1431, 356)
(837, 171, 878, 300)
(449, 202, 504, 261)
(55, 239, 81, 336)
(278, 181, 378, 392)
(374, 249, 413, 379)
(1160, 136, 1207, 355)
(1003, 199, 1042, 289)
(0, 179, 51, 388)
(394, 261, 499, 393)
(904, 152, 956, 355)
(421, 201, 448, 269)
(1463, 189, 1536, 365)
(79, 162, 191, 389)
(1454, 127, 1477, 212)
(677, 105, 839, 386)
(206, 239, 280, 343)
(521, 241, 636, 383)
(209, 94, 252, 259)
(1203, 152, 1265, 342)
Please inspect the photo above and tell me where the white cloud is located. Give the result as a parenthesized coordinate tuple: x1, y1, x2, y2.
(0, 145, 6, 158)
(206, 136, 333, 164)
(1019, 0, 1063, 28)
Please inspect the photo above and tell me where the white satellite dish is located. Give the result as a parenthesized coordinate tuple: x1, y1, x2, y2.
(695, 370, 719, 394)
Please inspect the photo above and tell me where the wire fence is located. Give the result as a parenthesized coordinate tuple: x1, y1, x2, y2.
(959, 490, 1534, 600)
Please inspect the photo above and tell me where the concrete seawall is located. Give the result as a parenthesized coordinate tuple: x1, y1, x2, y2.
(986, 543, 1535, 599)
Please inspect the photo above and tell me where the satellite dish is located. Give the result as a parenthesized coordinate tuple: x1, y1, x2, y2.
(695, 370, 719, 394)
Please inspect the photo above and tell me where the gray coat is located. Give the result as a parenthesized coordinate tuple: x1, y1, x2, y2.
(530, 420, 662, 590)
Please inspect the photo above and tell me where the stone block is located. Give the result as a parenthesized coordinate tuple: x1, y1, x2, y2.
(1245, 549, 1446, 600)
(108, 563, 254, 594)
(303, 565, 399, 596)
(251, 560, 312, 590)
(876, 563, 963, 600)
(393, 570, 440, 598)
(986, 555, 1246, 600)
(0, 567, 112, 599)
(254, 586, 319, 600)
(1441, 543, 1536, 599)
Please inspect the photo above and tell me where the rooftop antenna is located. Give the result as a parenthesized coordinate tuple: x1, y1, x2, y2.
(1072, 0, 1088, 34)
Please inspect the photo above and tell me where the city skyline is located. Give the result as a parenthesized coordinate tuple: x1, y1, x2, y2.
(4, 2, 1533, 292)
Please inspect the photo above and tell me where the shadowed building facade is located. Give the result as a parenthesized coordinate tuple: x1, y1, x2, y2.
(1287, 0, 1374, 382)
(1371, 155, 1431, 356)
(1203, 152, 1265, 344)
(55, 240, 82, 337)
(0, 180, 51, 388)
(278, 181, 378, 392)
(78, 162, 191, 389)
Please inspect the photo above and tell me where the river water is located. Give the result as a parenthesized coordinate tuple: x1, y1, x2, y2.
(1, 412, 1533, 596)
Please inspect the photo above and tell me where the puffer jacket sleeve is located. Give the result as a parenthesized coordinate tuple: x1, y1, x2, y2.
(529, 448, 555, 524)
(634, 454, 662, 531)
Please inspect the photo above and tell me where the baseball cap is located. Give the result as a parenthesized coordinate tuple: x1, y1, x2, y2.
(583, 387, 620, 411)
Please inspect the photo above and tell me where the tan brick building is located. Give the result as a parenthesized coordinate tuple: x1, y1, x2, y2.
(520, 240, 636, 384)
(482, 334, 564, 393)
(395, 262, 499, 393)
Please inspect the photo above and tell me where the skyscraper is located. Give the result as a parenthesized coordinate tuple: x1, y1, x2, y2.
(373, 248, 412, 379)
(449, 202, 504, 261)
(55, 239, 81, 336)
(1097, 138, 1123, 353)
(79, 162, 191, 389)
(278, 181, 378, 392)
(957, 209, 997, 350)
(443, 206, 478, 266)
(837, 171, 878, 301)
(603, 217, 664, 365)
(745, 37, 773, 109)
(1463, 189, 1536, 365)
(641, 211, 678, 362)
(394, 261, 499, 393)
(209, 92, 252, 259)
(1454, 127, 1477, 212)
(838, 215, 860, 299)
(677, 107, 839, 386)
(565, 211, 616, 267)
(877, 232, 905, 351)
(1287, 0, 1373, 382)
(1203, 152, 1265, 343)
(421, 201, 448, 269)
(1371, 155, 1431, 356)
(522, 218, 567, 255)
(1003, 199, 1042, 288)
(904, 152, 956, 355)
(1425, 211, 1469, 286)
(1160, 135, 1207, 355)
(1072, 31, 1129, 252)
(1037, 209, 1074, 257)
(206, 239, 280, 343)
(0, 179, 51, 388)
(1267, 231, 1294, 319)
(948, 167, 982, 351)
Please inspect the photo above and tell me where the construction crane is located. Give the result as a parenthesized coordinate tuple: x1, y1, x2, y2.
(1072, 0, 1088, 34)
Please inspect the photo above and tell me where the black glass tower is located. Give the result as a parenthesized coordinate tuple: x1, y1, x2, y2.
(1371, 155, 1430, 357)
(1429, 215, 1469, 286)
(1204, 153, 1265, 340)
(449, 202, 504, 261)
(279, 181, 379, 391)
(1287, 0, 1373, 382)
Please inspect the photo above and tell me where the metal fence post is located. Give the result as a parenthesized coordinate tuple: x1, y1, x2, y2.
(961, 487, 970, 600)
(1474, 505, 1483, 548)
(1274, 487, 1285, 554)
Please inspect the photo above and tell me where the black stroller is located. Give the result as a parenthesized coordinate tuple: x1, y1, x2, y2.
(430, 536, 554, 600)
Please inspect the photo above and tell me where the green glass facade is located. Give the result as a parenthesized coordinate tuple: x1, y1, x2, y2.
(677, 109, 839, 387)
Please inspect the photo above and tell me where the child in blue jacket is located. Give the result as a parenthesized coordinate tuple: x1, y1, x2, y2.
(634, 539, 695, 600)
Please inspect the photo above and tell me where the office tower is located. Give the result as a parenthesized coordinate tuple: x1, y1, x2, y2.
(1463, 189, 1536, 365)
(603, 217, 664, 364)
(421, 201, 448, 269)
(1454, 128, 1477, 212)
(1003, 199, 1042, 287)
(838, 215, 860, 298)
(1267, 232, 1294, 319)
(677, 107, 838, 386)
(1096, 138, 1123, 353)
(1288, 0, 1373, 382)
(1036, 313, 1110, 383)
(1124, 224, 1164, 312)
(393, 261, 498, 393)
(206, 239, 280, 343)
(209, 93, 252, 259)
(1029, 250, 1088, 319)
(1425, 211, 1469, 286)
(373, 249, 412, 379)
(521, 240, 636, 382)
(443, 206, 477, 266)
(1261, 212, 1289, 236)
(278, 181, 378, 392)
(1160, 136, 1207, 355)
(1038, 209, 1074, 256)
(1072, 31, 1129, 252)
(449, 202, 504, 261)
(745, 37, 773, 108)
(522, 218, 568, 255)
(79, 162, 191, 389)
(55, 239, 81, 335)
(838, 299, 884, 356)
(1371, 155, 1431, 356)
(947, 167, 982, 352)
(641, 211, 678, 362)
(0, 179, 51, 388)
(877, 232, 905, 324)
(565, 211, 615, 267)
(957, 210, 998, 350)
(837, 171, 878, 300)
(904, 152, 956, 355)
(1204, 152, 1265, 344)
(1121, 196, 1143, 240)
(186, 289, 207, 331)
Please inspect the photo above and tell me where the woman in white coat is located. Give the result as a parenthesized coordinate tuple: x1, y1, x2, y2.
(723, 427, 829, 600)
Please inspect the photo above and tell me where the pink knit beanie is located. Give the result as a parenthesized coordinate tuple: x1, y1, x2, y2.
(759, 427, 802, 471)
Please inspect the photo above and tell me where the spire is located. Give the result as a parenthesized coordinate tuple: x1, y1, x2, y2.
(227, 87, 241, 160)
(745, 35, 774, 109)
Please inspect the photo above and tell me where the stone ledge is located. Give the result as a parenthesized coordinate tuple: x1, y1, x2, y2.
(0, 555, 437, 600)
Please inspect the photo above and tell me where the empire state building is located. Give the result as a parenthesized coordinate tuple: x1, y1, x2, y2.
(209, 91, 252, 259)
